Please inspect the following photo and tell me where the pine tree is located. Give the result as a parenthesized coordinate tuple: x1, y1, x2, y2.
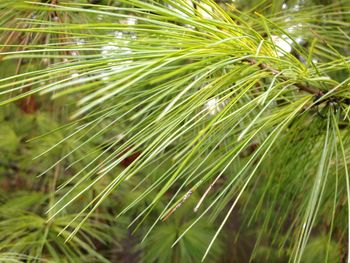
(0, 0, 350, 262)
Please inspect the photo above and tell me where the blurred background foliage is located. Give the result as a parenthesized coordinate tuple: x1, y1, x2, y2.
(0, 0, 350, 262)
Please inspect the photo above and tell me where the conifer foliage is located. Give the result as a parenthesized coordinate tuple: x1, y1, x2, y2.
(0, 0, 350, 262)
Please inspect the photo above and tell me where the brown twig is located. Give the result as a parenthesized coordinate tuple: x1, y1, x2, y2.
(244, 58, 324, 97)
(162, 188, 194, 221)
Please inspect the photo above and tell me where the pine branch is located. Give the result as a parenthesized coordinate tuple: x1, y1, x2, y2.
(245, 58, 324, 97)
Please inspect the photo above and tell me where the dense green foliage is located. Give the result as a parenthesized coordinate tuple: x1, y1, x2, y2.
(1, 0, 350, 262)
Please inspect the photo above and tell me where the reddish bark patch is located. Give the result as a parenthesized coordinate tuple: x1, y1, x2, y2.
(120, 151, 141, 167)
(17, 95, 39, 114)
